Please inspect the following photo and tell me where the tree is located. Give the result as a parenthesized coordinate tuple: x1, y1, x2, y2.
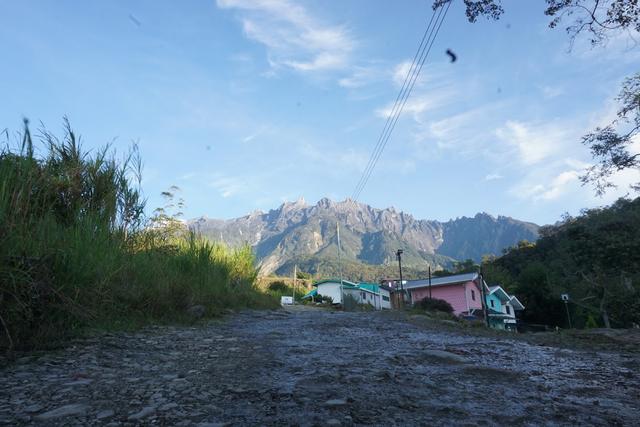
(149, 186, 187, 242)
(489, 197, 640, 328)
(581, 73, 640, 196)
(453, 258, 478, 273)
(434, 0, 640, 195)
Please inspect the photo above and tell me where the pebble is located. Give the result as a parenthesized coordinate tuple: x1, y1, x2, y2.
(96, 409, 115, 419)
(34, 404, 88, 420)
(128, 405, 156, 420)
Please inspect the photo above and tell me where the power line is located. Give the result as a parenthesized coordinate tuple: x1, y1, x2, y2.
(350, 8, 438, 201)
(353, 1, 451, 201)
(350, 0, 452, 202)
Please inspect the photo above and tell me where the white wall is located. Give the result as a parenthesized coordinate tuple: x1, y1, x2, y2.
(380, 289, 391, 309)
(316, 282, 390, 310)
(503, 302, 516, 319)
(316, 282, 344, 304)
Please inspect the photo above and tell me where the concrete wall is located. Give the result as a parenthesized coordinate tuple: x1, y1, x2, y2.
(380, 288, 391, 309)
(316, 282, 343, 304)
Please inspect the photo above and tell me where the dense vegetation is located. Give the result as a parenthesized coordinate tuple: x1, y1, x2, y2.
(276, 255, 457, 283)
(0, 120, 277, 351)
(416, 297, 454, 314)
(483, 198, 640, 329)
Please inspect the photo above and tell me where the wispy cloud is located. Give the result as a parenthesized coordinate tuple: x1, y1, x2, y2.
(375, 89, 454, 121)
(495, 121, 569, 165)
(540, 85, 565, 99)
(179, 172, 197, 181)
(338, 65, 384, 89)
(241, 125, 270, 143)
(299, 141, 368, 173)
(209, 175, 246, 198)
(217, 0, 355, 73)
(530, 170, 580, 201)
(484, 173, 503, 181)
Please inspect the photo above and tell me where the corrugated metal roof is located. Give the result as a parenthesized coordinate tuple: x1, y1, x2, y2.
(509, 296, 525, 310)
(488, 285, 511, 301)
(313, 279, 358, 288)
(301, 289, 317, 299)
(357, 283, 380, 293)
(404, 272, 478, 290)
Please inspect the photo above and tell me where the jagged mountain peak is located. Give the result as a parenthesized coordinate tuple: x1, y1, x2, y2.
(188, 197, 540, 275)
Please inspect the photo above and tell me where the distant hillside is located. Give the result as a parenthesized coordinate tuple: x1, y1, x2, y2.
(189, 198, 539, 276)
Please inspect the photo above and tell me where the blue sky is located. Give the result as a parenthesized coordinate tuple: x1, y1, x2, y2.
(2, 0, 638, 225)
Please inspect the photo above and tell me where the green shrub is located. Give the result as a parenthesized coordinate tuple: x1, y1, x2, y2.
(268, 281, 289, 293)
(585, 314, 599, 329)
(416, 297, 454, 314)
(320, 295, 333, 305)
(0, 119, 277, 351)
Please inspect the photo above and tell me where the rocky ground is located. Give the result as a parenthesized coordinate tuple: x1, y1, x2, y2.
(1, 306, 639, 426)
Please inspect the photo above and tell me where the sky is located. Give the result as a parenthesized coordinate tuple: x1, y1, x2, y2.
(2, 0, 639, 225)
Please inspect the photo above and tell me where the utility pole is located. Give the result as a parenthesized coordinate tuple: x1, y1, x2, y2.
(396, 249, 404, 309)
(428, 265, 432, 300)
(479, 266, 489, 327)
(337, 222, 343, 305)
(293, 264, 297, 303)
(561, 294, 572, 329)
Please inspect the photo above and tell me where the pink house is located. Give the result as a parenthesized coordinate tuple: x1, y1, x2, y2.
(405, 272, 484, 315)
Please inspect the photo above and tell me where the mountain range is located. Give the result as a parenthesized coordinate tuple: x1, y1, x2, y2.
(188, 198, 539, 278)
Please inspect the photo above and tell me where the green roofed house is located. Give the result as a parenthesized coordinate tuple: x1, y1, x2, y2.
(302, 279, 391, 309)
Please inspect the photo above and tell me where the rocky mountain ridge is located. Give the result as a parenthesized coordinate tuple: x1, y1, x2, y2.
(189, 198, 540, 275)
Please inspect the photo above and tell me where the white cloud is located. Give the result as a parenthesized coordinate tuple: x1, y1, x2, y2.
(338, 65, 383, 89)
(541, 85, 564, 99)
(217, 0, 355, 73)
(241, 126, 270, 143)
(495, 121, 569, 165)
(510, 168, 579, 202)
(299, 141, 368, 173)
(392, 61, 413, 87)
(209, 175, 246, 198)
(485, 173, 503, 181)
(375, 88, 454, 121)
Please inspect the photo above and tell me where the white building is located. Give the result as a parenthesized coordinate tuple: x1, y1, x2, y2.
(303, 279, 391, 310)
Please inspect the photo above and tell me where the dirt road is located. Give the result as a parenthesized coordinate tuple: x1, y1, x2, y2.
(1, 306, 639, 426)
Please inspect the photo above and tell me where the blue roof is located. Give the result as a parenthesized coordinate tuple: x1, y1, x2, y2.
(357, 283, 380, 293)
(301, 289, 317, 299)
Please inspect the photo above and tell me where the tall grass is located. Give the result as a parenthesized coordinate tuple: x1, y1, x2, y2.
(0, 119, 277, 351)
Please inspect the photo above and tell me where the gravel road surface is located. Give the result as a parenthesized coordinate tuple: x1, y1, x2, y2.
(2, 306, 639, 426)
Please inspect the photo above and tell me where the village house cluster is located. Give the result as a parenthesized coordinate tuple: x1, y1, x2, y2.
(302, 272, 525, 331)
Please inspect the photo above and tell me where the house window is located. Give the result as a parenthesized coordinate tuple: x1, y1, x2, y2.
(382, 296, 390, 301)
(361, 292, 365, 299)
(506, 305, 511, 315)
(471, 290, 475, 301)
(490, 300, 495, 308)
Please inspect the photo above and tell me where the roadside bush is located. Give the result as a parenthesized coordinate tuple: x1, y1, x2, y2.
(585, 314, 599, 329)
(268, 281, 289, 293)
(416, 297, 454, 314)
(0, 119, 277, 351)
(320, 295, 333, 305)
